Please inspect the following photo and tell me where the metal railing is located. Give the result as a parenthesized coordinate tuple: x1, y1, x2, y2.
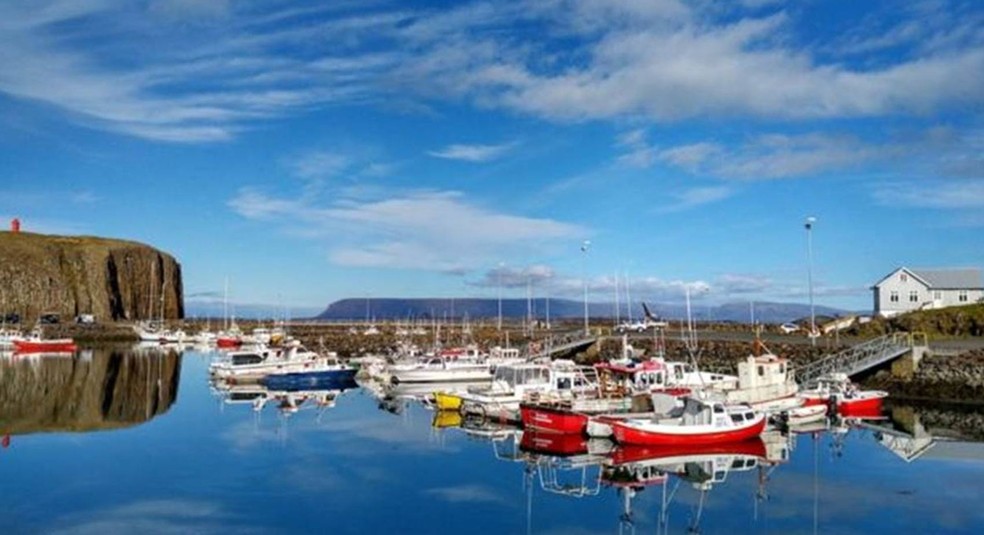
(796, 332, 926, 385)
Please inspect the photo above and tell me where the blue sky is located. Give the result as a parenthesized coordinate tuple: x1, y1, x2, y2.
(1, 0, 982, 315)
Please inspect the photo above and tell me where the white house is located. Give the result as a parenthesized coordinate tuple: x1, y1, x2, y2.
(872, 267, 983, 317)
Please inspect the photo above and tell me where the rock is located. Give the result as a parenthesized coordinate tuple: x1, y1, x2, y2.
(0, 231, 183, 321)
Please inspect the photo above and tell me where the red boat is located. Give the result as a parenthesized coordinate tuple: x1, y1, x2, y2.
(13, 338, 77, 353)
(521, 403, 590, 435)
(610, 398, 766, 446)
(799, 373, 887, 416)
(216, 336, 242, 348)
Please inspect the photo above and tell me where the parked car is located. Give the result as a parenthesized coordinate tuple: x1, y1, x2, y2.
(75, 314, 95, 325)
(3, 312, 19, 324)
(39, 313, 60, 325)
(779, 322, 800, 334)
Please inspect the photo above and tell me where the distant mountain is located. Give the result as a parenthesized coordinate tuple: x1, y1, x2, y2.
(313, 298, 852, 324)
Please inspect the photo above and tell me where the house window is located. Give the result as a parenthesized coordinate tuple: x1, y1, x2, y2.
(900, 273, 908, 283)
(959, 290, 968, 302)
(934, 291, 942, 300)
(890, 291, 899, 303)
(909, 291, 919, 302)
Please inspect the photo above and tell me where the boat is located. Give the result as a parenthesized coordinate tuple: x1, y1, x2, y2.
(434, 391, 464, 411)
(209, 341, 331, 382)
(782, 404, 828, 426)
(608, 397, 765, 446)
(457, 360, 599, 423)
(388, 347, 492, 384)
(799, 372, 888, 416)
(703, 344, 801, 413)
(259, 364, 357, 390)
(12, 327, 76, 353)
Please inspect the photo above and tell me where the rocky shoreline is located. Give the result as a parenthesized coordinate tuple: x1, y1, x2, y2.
(25, 320, 984, 404)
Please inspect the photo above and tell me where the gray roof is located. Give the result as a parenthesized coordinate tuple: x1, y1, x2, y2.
(910, 268, 983, 289)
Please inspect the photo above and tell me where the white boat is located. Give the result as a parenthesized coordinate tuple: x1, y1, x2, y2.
(456, 360, 599, 422)
(704, 349, 801, 413)
(209, 341, 330, 381)
(0, 327, 24, 348)
(388, 353, 492, 384)
(783, 404, 828, 426)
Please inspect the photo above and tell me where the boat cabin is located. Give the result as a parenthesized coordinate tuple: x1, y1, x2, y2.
(736, 354, 792, 389)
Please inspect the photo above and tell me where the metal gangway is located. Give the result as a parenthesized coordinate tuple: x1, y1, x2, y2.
(529, 335, 598, 360)
(796, 332, 927, 386)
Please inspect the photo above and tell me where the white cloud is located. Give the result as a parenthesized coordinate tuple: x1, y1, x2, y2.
(873, 180, 984, 209)
(653, 133, 886, 180)
(1, 2, 980, 142)
(427, 142, 516, 162)
(658, 186, 733, 212)
(228, 188, 585, 272)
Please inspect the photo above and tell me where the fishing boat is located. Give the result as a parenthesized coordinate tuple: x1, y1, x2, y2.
(457, 360, 599, 423)
(609, 397, 765, 446)
(703, 345, 801, 413)
(799, 372, 888, 416)
(209, 341, 330, 382)
(387, 345, 493, 384)
(12, 328, 76, 353)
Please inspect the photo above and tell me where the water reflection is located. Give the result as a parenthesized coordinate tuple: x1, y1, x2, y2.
(0, 346, 180, 445)
(359, 376, 984, 534)
(210, 375, 358, 416)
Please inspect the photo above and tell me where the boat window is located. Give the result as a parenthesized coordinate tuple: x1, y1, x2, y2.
(745, 412, 755, 420)
(232, 354, 263, 365)
(713, 405, 724, 413)
(557, 377, 572, 390)
(730, 413, 745, 423)
(731, 459, 745, 470)
(656, 373, 663, 385)
(758, 365, 764, 377)
(780, 363, 786, 374)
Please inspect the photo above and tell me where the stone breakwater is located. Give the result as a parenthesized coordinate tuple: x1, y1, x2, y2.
(868, 350, 984, 404)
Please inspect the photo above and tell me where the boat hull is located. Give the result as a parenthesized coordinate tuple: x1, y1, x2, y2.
(390, 368, 492, 384)
(611, 416, 766, 446)
(260, 369, 357, 390)
(520, 404, 589, 435)
(837, 393, 886, 416)
(13, 340, 77, 353)
(434, 392, 464, 411)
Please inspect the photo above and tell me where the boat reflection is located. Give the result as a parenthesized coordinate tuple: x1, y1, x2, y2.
(210, 375, 358, 416)
(0, 346, 181, 447)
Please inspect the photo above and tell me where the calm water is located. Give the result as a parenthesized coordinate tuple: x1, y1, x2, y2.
(2, 347, 984, 534)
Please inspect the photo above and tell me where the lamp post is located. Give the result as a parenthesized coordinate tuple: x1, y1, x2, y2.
(497, 262, 503, 331)
(581, 240, 591, 336)
(805, 216, 817, 347)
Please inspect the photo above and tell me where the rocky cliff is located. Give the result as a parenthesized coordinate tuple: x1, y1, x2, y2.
(0, 231, 183, 321)
(0, 348, 180, 435)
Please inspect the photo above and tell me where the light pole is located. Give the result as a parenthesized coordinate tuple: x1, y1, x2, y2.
(497, 262, 503, 331)
(581, 240, 591, 336)
(805, 216, 817, 347)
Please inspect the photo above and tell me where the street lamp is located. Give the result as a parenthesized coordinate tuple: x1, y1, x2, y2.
(805, 216, 817, 347)
(581, 240, 591, 336)
(497, 262, 504, 331)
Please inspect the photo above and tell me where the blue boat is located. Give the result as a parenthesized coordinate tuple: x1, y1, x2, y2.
(260, 368, 358, 391)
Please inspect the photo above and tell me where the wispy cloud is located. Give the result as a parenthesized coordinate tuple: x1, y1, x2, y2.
(427, 142, 516, 162)
(658, 186, 734, 213)
(873, 180, 984, 209)
(2, 2, 980, 142)
(228, 188, 585, 272)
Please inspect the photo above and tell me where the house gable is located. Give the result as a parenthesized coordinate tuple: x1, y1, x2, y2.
(872, 267, 931, 290)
